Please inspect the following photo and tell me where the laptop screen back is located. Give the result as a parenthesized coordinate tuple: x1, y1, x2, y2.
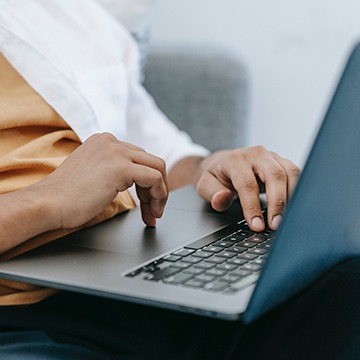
(245, 43, 360, 322)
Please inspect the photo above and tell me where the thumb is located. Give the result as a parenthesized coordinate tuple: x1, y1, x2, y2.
(196, 173, 235, 211)
(211, 189, 237, 211)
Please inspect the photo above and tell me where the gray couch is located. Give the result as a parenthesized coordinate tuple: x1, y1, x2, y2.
(144, 46, 249, 151)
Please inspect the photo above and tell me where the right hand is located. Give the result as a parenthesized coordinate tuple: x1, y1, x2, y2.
(36, 133, 168, 229)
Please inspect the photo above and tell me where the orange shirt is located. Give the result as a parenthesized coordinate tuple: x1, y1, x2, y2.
(0, 53, 135, 305)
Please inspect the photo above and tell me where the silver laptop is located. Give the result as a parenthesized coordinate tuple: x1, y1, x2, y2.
(1, 42, 360, 324)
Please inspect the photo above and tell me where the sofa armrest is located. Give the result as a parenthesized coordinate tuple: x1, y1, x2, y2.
(144, 46, 248, 151)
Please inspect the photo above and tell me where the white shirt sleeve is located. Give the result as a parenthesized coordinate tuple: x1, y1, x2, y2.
(125, 79, 209, 171)
(0, 0, 210, 171)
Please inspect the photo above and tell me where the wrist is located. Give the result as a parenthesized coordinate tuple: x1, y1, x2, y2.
(168, 156, 205, 190)
(23, 181, 62, 232)
(0, 183, 61, 254)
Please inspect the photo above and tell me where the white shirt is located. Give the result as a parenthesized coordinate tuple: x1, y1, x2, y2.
(97, 0, 155, 34)
(0, 0, 209, 171)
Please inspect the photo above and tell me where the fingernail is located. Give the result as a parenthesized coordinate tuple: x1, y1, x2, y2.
(251, 216, 264, 230)
(272, 214, 283, 230)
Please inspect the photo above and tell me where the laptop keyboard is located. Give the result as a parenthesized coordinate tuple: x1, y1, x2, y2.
(126, 219, 276, 295)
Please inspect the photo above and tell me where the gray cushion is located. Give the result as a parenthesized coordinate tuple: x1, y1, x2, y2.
(144, 46, 248, 151)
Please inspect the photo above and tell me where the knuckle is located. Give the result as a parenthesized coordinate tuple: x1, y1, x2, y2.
(253, 144, 267, 152)
(289, 164, 301, 177)
(134, 145, 146, 152)
(158, 158, 166, 173)
(270, 167, 287, 182)
(241, 203, 262, 215)
(227, 149, 241, 162)
(98, 132, 117, 142)
(269, 198, 286, 210)
(238, 177, 259, 191)
(250, 145, 267, 156)
(153, 170, 164, 184)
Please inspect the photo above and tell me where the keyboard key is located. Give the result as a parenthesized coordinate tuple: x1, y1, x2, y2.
(246, 234, 267, 243)
(247, 248, 268, 255)
(231, 269, 251, 277)
(237, 229, 252, 237)
(172, 248, 195, 257)
(212, 240, 234, 248)
(185, 237, 218, 250)
(195, 274, 217, 283)
(192, 250, 213, 258)
(171, 261, 191, 269)
(224, 235, 244, 243)
(205, 256, 227, 265)
(251, 258, 267, 266)
(142, 264, 161, 273)
(184, 279, 205, 289)
(204, 280, 229, 292)
(194, 262, 216, 270)
(206, 268, 227, 277)
(181, 255, 203, 264)
(183, 266, 204, 276)
(164, 272, 193, 284)
(243, 263, 263, 271)
(238, 253, 258, 260)
(216, 263, 238, 272)
(263, 231, 276, 239)
(227, 258, 248, 266)
(221, 274, 242, 283)
(216, 251, 237, 259)
(257, 242, 272, 250)
(227, 246, 247, 254)
(146, 266, 180, 281)
(237, 241, 257, 248)
(202, 246, 223, 253)
(163, 255, 182, 262)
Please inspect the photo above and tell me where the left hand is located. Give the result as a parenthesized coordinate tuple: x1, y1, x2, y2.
(195, 146, 300, 231)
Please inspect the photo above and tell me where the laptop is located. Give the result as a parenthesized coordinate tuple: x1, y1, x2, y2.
(1, 42, 360, 324)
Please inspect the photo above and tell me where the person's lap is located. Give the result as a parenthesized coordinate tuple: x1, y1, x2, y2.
(1, 256, 360, 359)
(234, 256, 360, 360)
(0, 330, 109, 359)
(0, 288, 243, 359)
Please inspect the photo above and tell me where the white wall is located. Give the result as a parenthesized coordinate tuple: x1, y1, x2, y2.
(150, 0, 360, 166)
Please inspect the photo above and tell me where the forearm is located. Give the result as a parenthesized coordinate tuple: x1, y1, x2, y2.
(0, 184, 57, 254)
(168, 155, 205, 190)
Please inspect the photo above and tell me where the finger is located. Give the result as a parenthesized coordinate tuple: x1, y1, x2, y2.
(270, 152, 301, 197)
(131, 165, 168, 226)
(197, 160, 265, 231)
(230, 164, 265, 232)
(255, 157, 288, 230)
(138, 189, 157, 227)
(137, 186, 168, 226)
(196, 171, 235, 211)
(130, 151, 168, 186)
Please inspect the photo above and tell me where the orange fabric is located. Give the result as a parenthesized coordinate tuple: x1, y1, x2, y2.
(0, 53, 136, 305)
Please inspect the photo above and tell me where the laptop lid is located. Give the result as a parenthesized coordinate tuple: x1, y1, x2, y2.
(244, 41, 360, 322)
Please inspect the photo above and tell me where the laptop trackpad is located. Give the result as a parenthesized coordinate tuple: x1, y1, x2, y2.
(56, 207, 237, 263)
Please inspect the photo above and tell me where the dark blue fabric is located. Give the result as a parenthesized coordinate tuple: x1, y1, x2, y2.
(0, 330, 109, 359)
(231, 256, 360, 359)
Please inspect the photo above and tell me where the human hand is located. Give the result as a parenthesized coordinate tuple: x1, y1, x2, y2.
(37, 133, 168, 229)
(195, 146, 300, 231)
